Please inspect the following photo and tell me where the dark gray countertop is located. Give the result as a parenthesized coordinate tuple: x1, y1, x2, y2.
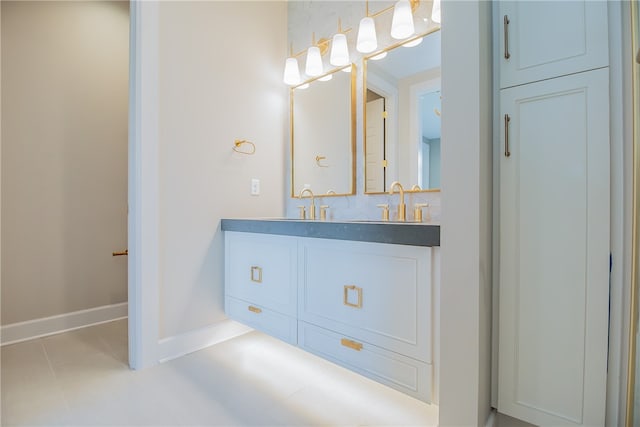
(220, 218, 440, 247)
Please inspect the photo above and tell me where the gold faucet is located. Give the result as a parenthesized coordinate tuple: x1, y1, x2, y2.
(388, 181, 406, 221)
(298, 188, 316, 220)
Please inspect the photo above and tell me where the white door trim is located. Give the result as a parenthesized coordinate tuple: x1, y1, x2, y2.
(128, 0, 160, 370)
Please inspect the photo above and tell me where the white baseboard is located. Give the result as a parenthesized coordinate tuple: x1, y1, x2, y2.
(157, 319, 253, 363)
(1, 302, 128, 346)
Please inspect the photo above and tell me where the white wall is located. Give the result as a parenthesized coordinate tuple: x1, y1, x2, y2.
(156, 1, 287, 340)
(439, 1, 493, 425)
(1, 1, 129, 325)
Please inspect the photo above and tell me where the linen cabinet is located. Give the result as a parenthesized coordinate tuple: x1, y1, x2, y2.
(496, 2, 610, 426)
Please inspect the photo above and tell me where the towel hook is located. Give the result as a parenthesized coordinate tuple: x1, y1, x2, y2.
(315, 155, 329, 167)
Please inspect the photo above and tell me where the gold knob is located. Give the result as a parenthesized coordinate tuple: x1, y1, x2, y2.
(413, 203, 429, 223)
(320, 205, 329, 221)
(376, 204, 389, 221)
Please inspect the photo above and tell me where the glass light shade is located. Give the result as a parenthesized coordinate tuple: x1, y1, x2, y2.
(305, 46, 323, 77)
(356, 17, 377, 53)
(341, 66, 351, 72)
(402, 37, 423, 47)
(298, 83, 310, 89)
(431, 0, 441, 24)
(390, 0, 415, 39)
(330, 33, 350, 66)
(319, 74, 333, 81)
(371, 51, 388, 60)
(283, 57, 301, 86)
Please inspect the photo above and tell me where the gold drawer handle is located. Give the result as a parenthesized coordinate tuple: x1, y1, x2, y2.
(343, 285, 363, 308)
(250, 266, 262, 283)
(341, 338, 363, 351)
(248, 305, 262, 314)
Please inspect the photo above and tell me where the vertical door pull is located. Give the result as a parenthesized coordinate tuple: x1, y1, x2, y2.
(503, 15, 511, 59)
(504, 114, 511, 158)
(250, 266, 262, 283)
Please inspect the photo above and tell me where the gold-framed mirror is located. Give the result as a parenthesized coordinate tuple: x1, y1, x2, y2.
(290, 65, 356, 198)
(627, 2, 640, 426)
(363, 28, 441, 194)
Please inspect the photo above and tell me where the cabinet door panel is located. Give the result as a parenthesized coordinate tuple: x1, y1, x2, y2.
(299, 238, 431, 363)
(225, 231, 297, 316)
(499, 1, 608, 88)
(498, 69, 609, 426)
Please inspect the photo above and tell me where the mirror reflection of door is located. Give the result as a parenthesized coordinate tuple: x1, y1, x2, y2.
(419, 90, 441, 189)
(366, 90, 386, 193)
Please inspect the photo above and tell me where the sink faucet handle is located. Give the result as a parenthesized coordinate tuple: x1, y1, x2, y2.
(320, 205, 329, 221)
(376, 204, 390, 221)
(413, 203, 429, 222)
(297, 205, 306, 220)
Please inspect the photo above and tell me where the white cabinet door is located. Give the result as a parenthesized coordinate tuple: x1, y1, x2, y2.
(498, 1, 608, 89)
(498, 69, 609, 426)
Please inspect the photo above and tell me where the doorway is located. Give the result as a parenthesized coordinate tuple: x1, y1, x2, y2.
(1, 1, 129, 357)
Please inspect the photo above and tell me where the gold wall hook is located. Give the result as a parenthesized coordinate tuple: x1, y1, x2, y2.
(233, 139, 256, 155)
(315, 155, 329, 167)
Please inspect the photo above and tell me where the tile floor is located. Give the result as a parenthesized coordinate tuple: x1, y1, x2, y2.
(1, 319, 438, 426)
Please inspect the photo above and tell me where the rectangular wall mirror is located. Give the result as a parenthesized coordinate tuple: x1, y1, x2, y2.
(291, 65, 356, 197)
(364, 29, 441, 193)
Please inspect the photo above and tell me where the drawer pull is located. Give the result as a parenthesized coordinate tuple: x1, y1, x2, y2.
(341, 338, 363, 351)
(248, 305, 262, 314)
(343, 285, 363, 308)
(250, 266, 262, 283)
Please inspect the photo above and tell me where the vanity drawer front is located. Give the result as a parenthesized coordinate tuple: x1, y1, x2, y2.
(298, 321, 432, 403)
(226, 297, 297, 345)
(299, 238, 432, 362)
(225, 231, 297, 316)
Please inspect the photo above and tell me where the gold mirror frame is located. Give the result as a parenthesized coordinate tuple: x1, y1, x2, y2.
(362, 27, 441, 195)
(290, 64, 357, 198)
(628, 1, 640, 426)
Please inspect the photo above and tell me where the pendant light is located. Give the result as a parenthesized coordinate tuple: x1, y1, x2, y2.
(330, 34, 350, 66)
(357, 2, 377, 53)
(305, 33, 324, 77)
(283, 44, 301, 86)
(391, 0, 415, 39)
(431, 0, 441, 24)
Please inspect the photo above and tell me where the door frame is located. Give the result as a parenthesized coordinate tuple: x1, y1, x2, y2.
(127, 0, 160, 370)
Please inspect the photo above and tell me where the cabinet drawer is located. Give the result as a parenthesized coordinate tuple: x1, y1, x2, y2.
(226, 297, 297, 345)
(298, 321, 432, 403)
(299, 238, 431, 362)
(225, 231, 297, 316)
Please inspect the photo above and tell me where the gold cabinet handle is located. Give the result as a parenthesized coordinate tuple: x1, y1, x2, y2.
(343, 285, 363, 308)
(503, 15, 511, 59)
(112, 250, 128, 256)
(341, 338, 363, 351)
(248, 305, 262, 314)
(250, 266, 262, 283)
(504, 114, 511, 157)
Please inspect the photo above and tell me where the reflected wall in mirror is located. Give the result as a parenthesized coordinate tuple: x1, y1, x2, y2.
(291, 65, 355, 197)
(364, 29, 441, 193)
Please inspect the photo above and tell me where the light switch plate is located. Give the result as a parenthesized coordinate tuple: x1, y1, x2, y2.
(251, 178, 260, 195)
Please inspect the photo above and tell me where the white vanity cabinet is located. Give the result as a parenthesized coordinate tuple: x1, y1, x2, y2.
(498, 1, 608, 89)
(298, 238, 434, 402)
(223, 226, 439, 404)
(224, 231, 298, 344)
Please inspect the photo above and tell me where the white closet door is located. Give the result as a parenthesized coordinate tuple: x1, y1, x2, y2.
(498, 1, 608, 89)
(498, 68, 609, 426)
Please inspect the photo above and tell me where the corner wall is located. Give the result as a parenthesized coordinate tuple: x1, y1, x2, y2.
(155, 0, 288, 347)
